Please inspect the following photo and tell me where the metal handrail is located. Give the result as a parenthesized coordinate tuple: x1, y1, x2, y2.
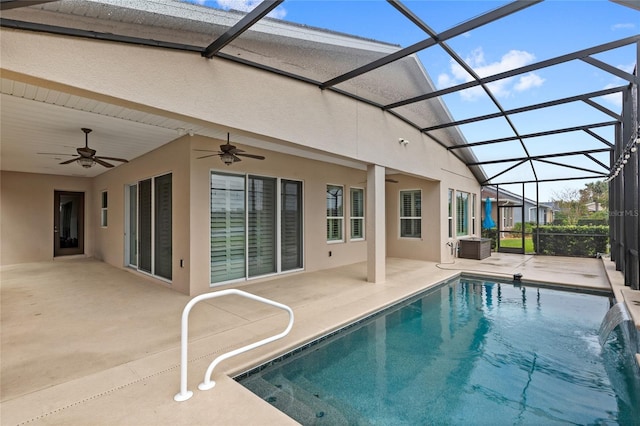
(174, 289, 294, 402)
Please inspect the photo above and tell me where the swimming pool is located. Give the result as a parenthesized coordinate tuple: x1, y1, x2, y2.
(236, 277, 640, 424)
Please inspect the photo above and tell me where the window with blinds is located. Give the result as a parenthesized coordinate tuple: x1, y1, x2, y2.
(248, 176, 277, 277)
(154, 174, 172, 280)
(400, 190, 421, 238)
(210, 173, 303, 285)
(326, 185, 343, 242)
(456, 191, 469, 236)
(350, 187, 364, 240)
(281, 180, 303, 271)
(138, 179, 152, 274)
(448, 189, 453, 238)
(211, 173, 246, 284)
(472, 193, 477, 235)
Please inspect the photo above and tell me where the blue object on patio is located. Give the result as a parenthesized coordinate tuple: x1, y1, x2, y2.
(482, 197, 496, 229)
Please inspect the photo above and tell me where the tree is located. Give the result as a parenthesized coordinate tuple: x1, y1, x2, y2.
(551, 188, 587, 225)
(579, 181, 608, 212)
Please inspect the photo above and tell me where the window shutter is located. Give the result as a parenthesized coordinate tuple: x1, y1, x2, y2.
(281, 180, 303, 271)
(154, 173, 172, 280)
(138, 179, 152, 273)
(248, 176, 277, 277)
(211, 173, 246, 283)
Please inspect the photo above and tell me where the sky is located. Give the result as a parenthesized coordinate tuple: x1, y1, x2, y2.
(185, 0, 638, 202)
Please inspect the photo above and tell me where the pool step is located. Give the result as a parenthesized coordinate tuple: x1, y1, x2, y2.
(242, 374, 357, 425)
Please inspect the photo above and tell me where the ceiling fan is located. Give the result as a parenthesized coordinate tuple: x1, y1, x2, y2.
(195, 133, 265, 165)
(40, 128, 129, 168)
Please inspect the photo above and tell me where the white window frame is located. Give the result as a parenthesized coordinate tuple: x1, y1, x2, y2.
(124, 172, 172, 283)
(100, 190, 108, 227)
(448, 189, 453, 238)
(326, 184, 344, 243)
(399, 189, 421, 239)
(350, 187, 365, 241)
(456, 191, 470, 237)
(210, 171, 305, 287)
(472, 193, 477, 235)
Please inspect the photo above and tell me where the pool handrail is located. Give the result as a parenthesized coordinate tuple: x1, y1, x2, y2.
(174, 289, 294, 402)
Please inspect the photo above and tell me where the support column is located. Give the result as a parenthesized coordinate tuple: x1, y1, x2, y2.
(366, 164, 386, 283)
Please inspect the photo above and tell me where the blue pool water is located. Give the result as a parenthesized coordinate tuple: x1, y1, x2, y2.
(237, 277, 640, 425)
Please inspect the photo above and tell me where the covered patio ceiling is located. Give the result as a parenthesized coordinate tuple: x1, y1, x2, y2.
(1, 0, 638, 187)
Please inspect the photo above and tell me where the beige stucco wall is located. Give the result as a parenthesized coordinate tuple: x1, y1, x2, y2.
(0, 28, 482, 293)
(0, 29, 477, 184)
(385, 175, 440, 261)
(188, 135, 370, 295)
(0, 171, 93, 265)
(91, 136, 191, 294)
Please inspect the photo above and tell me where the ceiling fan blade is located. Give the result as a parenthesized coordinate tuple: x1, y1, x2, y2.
(93, 158, 114, 168)
(193, 149, 219, 153)
(197, 154, 220, 160)
(231, 154, 242, 162)
(38, 152, 76, 156)
(59, 157, 80, 165)
(386, 178, 399, 183)
(235, 153, 265, 160)
(96, 156, 128, 163)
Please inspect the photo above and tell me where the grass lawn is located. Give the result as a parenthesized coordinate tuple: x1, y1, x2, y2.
(500, 237, 535, 253)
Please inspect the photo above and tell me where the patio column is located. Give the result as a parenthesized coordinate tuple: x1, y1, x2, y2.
(366, 164, 386, 283)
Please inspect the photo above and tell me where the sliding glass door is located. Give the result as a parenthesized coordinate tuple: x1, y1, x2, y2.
(211, 173, 246, 284)
(281, 179, 303, 271)
(211, 172, 303, 285)
(126, 173, 172, 281)
(248, 176, 277, 277)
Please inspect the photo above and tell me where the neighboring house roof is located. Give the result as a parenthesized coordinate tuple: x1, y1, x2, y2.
(481, 186, 554, 211)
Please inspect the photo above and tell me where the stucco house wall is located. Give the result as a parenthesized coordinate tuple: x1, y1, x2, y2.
(0, 171, 93, 265)
(0, 24, 481, 294)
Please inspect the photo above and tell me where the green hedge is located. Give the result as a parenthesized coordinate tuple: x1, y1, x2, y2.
(533, 225, 608, 257)
(481, 228, 497, 250)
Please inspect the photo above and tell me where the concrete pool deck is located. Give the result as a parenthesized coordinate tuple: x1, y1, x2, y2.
(1, 254, 637, 425)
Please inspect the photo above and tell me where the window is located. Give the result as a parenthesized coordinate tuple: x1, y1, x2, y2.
(448, 189, 453, 238)
(326, 185, 344, 242)
(281, 180, 303, 271)
(472, 193, 477, 235)
(400, 190, 421, 238)
(210, 172, 303, 285)
(125, 173, 172, 281)
(350, 187, 364, 240)
(456, 191, 469, 236)
(100, 191, 108, 227)
(248, 176, 277, 277)
(211, 173, 246, 283)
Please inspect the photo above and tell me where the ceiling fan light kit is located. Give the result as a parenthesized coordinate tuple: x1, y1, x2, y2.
(53, 128, 129, 169)
(195, 133, 265, 166)
(77, 157, 94, 168)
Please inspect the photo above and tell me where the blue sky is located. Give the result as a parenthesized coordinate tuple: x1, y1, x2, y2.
(186, 0, 638, 201)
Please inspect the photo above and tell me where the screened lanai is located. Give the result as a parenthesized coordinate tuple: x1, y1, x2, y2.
(1, 0, 638, 289)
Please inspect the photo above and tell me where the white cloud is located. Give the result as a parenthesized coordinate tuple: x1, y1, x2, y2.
(437, 47, 543, 101)
(514, 73, 545, 92)
(602, 83, 622, 109)
(618, 61, 636, 74)
(216, 0, 286, 19)
(611, 23, 635, 31)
